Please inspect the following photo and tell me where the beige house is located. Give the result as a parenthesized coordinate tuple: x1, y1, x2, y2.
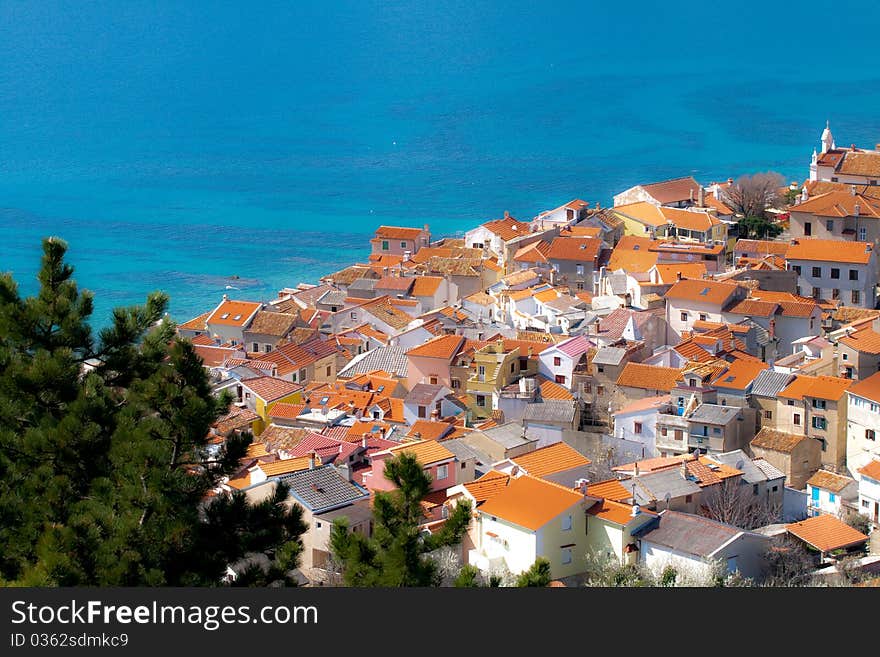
(750, 427, 822, 490)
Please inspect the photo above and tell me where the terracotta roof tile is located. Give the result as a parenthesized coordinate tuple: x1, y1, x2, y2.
(616, 363, 683, 392)
(793, 190, 880, 217)
(536, 375, 575, 401)
(478, 475, 584, 531)
(388, 439, 455, 466)
(857, 460, 880, 481)
(411, 276, 444, 297)
(240, 376, 303, 402)
(806, 470, 855, 493)
(178, 312, 210, 331)
(513, 240, 552, 263)
(406, 334, 466, 359)
(405, 420, 455, 442)
(481, 216, 532, 241)
(778, 374, 852, 401)
(664, 278, 740, 306)
(546, 236, 602, 262)
(786, 514, 868, 553)
(461, 470, 513, 506)
(207, 300, 262, 327)
(710, 359, 769, 391)
(586, 479, 633, 503)
(259, 455, 316, 477)
(751, 427, 808, 453)
(733, 239, 790, 256)
(639, 176, 702, 205)
(786, 238, 873, 264)
(511, 442, 591, 478)
(372, 226, 427, 240)
(587, 498, 656, 525)
(839, 327, 880, 355)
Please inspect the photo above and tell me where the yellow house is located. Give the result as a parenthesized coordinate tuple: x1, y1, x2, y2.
(613, 201, 727, 244)
(469, 474, 589, 579)
(467, 339, 538, 411)
(238, 376, 304, 435)
(584, 498, 659, 565)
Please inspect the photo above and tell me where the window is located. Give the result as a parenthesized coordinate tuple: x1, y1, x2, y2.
(764, 410, 772, 419)
(850, 269, 859, 281)
(476, 395, 486, 407)
(787, 400, 794, 406)
(510, 362, 516, 374)
(812, 266, 822, 277)
(429, 376, 438, 385)
(812, 399, 826, 410)
(350, 311, 357, 319)
(400, 241, 407, 248)
(576, 282, 584, 291)
(436, 464, 448, 480)
(661, 427, 668, 437)
(753, 484, 759, 496)
(832, 288, 840, 300)
(561, 547, 572, 565)
(867, 429, 876, 441)
(264, 344, 272, 353)
(562, 515, 572, 531)
(791, 265, 801, 275)
(842, 353, 848, 361)
(853, 290, 861, 305)
(793, 413, 801, 426)
(826, 219, 834, 232)
(553, 357, 562, 366)
(597, 386, 605, 395)
(372, 410, 381, 420)
(713, 427, 721, 435)
(829, 492, 836, 503)
(772, 485, 779, 492)
(859, 227, 868, 241)
(576, 264, 585, 276)
(299, 368, 307, 382)
(555, 375, 567, 384)
(674, 429, 684, 441)
(418, 406, 426, 418)
(819, 438, 827, 452)
(831, 177, 838, 182)
(634, 422, 643, 435)
(597, 366, 605, 373)
(812, 287, 820, 299)
(685, 494, 693, 503)
(381, 240, 389, 250)
(699, 313, 708, 321)
(864, 500, 871, 508)
(477, 366, 485, 379)
(326, 365, 332, 377)
(846, 366, 853, 379)
(451, 378, 461, 389)
(252, 342, 259, 352)
(831, 268, 840, 279)
(680, 312, 688, 322)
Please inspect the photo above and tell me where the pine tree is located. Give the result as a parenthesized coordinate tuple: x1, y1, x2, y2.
(329, 451, 472, 586)
(516, 558, 553, 587)
(0, 237, 306, 585)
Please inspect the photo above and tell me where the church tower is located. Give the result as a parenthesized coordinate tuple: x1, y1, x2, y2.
(820, 120, 835, 154)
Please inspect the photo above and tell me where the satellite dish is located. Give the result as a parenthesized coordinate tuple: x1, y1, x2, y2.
(735, 460, 745, 470)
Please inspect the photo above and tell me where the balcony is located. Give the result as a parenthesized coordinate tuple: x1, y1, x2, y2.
(468, 549, 508, 574)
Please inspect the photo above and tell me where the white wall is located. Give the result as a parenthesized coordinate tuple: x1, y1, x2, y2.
(847, 393, 880, 476)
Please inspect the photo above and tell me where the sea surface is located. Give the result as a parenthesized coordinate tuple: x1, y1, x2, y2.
(2, 1, 880, 327)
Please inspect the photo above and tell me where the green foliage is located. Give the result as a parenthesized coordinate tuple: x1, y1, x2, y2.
(659, 565, 678, 587)
(783, 188, 801, 205)
(0, 238, 306, 585)
(516, 557, 553, 587)
(843, 512, 872, 537)
(453, 564, 482, 588)
(584, 551, 655, 587)
(736, 215, 783, 240)
(329, 451, 472, 586)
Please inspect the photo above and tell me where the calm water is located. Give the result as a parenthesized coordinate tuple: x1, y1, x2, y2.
(2, 1, 880, 326)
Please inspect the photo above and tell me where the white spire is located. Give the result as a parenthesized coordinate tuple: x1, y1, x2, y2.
(821, 120, 834, 154)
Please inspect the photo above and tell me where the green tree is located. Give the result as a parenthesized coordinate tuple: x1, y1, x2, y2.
(0, 237, 306, 586)
(453, 564, 482, 588)
(736, 215, 783, 240)
(329, 451, 472, 586)
(516, 557, 553, 587)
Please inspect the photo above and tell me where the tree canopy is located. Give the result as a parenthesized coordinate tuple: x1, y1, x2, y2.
(0, 237, 306, 585)
(329, 451, 472, 586)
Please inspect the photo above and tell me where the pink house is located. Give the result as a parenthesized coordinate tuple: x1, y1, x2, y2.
(405, 334, 467, 390)
(370, 225, 432, 257)
(363, 440, 457, 493)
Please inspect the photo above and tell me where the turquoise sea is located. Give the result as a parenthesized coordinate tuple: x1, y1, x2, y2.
(2, 1, 880, 326)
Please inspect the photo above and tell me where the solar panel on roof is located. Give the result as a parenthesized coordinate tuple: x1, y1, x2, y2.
(700, 288, 709, 295)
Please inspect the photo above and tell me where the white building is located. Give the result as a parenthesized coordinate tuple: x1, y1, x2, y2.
(537, 334, 594, 389)
(809, 121, 880, 186)
(805, 470, 858, 518)
(663, 278, 742, 338)
(785, 238, 878, 308)
(856, 460, 880, 526)
(845, 372, 880, 477)
(610, 395, 671, 460)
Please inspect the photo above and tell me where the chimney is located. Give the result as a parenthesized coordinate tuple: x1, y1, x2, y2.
(504, 210, 510, 220)
(851, 185, 857, 196)
(854, 203, 861, 217)
(698, 187, 705, 207)
(680, 461, 688, 479)
(790, 238, 798, 246)
(676, 271, 682, 282)
(338, 462, 351, 481)
(631, 504, 641, 517)
(430, 408, 440, 422)
(222, 293, 229, 301)
(362, 435, 368, 449)
(769, 318, 776, 339)
(308, 450, 317, 470)
(689, 189, 694, 203)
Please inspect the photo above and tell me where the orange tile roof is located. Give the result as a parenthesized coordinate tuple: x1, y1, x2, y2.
(613, 201, 668, 227)
(659, 206, 721, 231)
(259, 455, 316, 477)
(478, 475, 584, 531)
(508, 284, 550, 302)
(481, 216, 532, 241)
(240, 376, 303, 402)
(639, 176, 702, 205)
(461, 470, 512, 505)
(711, 359, 769, 391)
(616, 363, 683, 392)
(806, 470, 855, 493)
(652, 263, 707, 283)
(388, 439, 455, 466)
(536, 375, 575, 401)
(513, 240, 552, 263)
(406, 420, 455, 441)
(847, 370, 880, 404)
(193, 344, 238, 367)
(546, 236, 602, 262)
(207, 300, 262, 327)
(612, 395, 671, 416)
(511, 443, 591, 478)
(839, 327, 880, 355)
(586, 479, 633, 503)
(372, 225, 426, 240)
(734, 239, 790, 256)
(406, 334, 466, 359)
(751, 428, 808, 453)
(778, 374, 852, 401)
(411, 275, 444, 297)
(786, 238, 873, 264)
(587, 498, 656, 525)
(561, 225, 602, 237)
(613, 455, 690, 474)
(792, 190, 880, 218)
(178, 312, 210, 331)
(268, 402, 307, 420)
(227, 473, 252, 490)
(857, 460, 880, 481)
(664, 278, 740, 306)
(245, 442, 268, 458)
(534, 288, 560, 303)
(786, 514, 868, 553)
